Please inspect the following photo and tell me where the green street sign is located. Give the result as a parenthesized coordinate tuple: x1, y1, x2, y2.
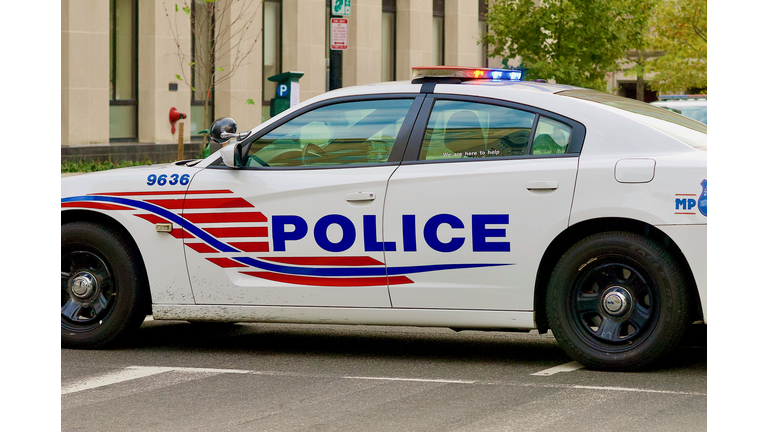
(331, 0, 350, 16)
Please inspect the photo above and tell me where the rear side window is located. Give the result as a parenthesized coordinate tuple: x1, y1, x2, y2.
(418, 100, 537, 160)
(532, 117, 571, 155)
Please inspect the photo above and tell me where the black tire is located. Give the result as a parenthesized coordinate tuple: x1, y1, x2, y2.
(61, 222, 149, 349)
(545, 231, 691, 371)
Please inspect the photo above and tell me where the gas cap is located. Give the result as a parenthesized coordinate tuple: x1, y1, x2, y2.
(615, 158, 656, 183)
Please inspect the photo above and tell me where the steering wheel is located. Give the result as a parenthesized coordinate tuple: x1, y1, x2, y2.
(497, 130, 531, 156)
(301, 143, 327, 165)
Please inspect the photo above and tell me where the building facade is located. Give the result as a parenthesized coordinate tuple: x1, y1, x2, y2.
(61, 0, 489, 163)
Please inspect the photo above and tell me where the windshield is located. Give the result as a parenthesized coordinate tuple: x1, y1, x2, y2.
(558, 89, 706, 149)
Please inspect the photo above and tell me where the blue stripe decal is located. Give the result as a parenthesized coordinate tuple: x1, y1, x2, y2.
(63, 195, 514, 278)
(61, 195, 239, 253)
(234, 256, 509, 277)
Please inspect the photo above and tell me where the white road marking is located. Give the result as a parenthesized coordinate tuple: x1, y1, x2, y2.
(531, 361, 585, 376)
(61, 367, 175, 395)
(341, 376, 477, 384)
(62, 366, 705, 396)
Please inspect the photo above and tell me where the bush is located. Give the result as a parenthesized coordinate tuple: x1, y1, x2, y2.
(61, 160, 153, 173)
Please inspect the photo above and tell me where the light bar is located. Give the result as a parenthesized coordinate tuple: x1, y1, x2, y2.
(412, 66, 522, 81)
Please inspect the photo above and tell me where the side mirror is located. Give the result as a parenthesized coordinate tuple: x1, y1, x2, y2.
(211, 117, 252, 143)
(210, 117, 237, 144)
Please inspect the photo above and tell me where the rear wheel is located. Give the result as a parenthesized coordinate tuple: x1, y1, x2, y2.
(61, 222, 148, 348)
(546, 232, 691, 371)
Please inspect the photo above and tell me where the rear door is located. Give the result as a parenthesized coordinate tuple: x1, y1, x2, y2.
(382, 94, 584, 311)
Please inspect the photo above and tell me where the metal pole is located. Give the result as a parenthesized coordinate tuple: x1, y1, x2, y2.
(329, 49, 342, 90)
(177, 122, 184, 160)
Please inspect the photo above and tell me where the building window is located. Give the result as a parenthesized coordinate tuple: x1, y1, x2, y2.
(191, 0, 215, 138)
(382, 0, 396, 81)
(432, 0, 445, 66)
(263, 0, 282, 120)
(479, 0, 488, 68)
(326, 1, 330, 91)
(109, 0, 138, 141)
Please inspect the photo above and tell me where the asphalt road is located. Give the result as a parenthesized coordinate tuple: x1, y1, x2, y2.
(61, 318, 707, 432)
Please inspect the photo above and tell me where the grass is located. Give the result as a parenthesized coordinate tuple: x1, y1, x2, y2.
(61, 160, 153, 173)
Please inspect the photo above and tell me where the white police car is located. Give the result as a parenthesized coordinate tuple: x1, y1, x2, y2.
(61, 67, 706, 371)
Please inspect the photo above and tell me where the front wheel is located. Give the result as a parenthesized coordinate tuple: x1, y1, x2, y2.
(546, 232, 691, 371)
(61, 222, 149, 348)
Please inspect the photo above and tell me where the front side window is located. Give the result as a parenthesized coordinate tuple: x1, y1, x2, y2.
(418, 100, 537, 161)
(245, 99, 414, 168)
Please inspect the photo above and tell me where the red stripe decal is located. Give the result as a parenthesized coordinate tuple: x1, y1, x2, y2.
(241, 272, 413, 287)
(203, 227, 268, 238)
(675, 212, 696, 215)
(61, 202, 134, 211)
(183, 212, 267, 223)
(146, 197, 254, 209)
(259, 256, 384, 266)
(228, 242, 270, 252)
(133, 214, 170, 224)
(89, 189, 233, 196)
(185, 243, 219, 253)
(207, 258, 248, 268)
(168, 229, 194, 239)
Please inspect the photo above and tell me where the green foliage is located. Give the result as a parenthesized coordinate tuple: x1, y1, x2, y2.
(484, 0, 651, 91)
(61, 160, 153, 173)
(647, 0, 707, 94)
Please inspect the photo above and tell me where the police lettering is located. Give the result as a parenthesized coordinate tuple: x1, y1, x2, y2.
(272, 214, 510, 253)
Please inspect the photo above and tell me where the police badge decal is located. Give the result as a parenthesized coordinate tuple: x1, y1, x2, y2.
(698, 179, 707, 216)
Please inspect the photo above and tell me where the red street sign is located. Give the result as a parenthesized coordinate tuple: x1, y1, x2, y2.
(330, 18, 348, 50)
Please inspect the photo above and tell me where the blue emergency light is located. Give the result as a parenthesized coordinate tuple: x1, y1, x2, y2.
(412, 66, 522, 81)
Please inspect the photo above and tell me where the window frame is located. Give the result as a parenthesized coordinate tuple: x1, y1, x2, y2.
(208, 94, 427, 171)
(401, 94, 586, 164)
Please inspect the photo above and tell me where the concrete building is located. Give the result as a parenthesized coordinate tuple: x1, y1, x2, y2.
(61, 0, 490, 163)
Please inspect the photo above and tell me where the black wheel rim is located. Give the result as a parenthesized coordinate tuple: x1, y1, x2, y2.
(569, 259, 657, 351)
(61, 250, 116, 330)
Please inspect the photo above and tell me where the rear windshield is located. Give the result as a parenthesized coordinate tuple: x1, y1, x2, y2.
(558, 89, 706, 149)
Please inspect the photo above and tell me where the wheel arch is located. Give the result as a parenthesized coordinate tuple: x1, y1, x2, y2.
(533, 217, 702, 332)
(61, 209, 153, 314)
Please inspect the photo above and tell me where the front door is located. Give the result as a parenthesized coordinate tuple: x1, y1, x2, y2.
(183, 97, 420, 307)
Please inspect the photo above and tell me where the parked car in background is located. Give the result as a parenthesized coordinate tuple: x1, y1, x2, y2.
(651, 95, 707, 124)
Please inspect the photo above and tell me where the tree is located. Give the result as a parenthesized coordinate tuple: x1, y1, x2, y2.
(646, 0, 706, 94)
(483, 0, 651, 91)
(164, 0, 263, 155)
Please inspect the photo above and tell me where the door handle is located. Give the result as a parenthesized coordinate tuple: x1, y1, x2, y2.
(346, 192, 376, 202)
(526, 180, 559, 190)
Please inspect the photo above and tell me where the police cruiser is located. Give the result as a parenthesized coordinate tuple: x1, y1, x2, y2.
(61, 66, 707, 371)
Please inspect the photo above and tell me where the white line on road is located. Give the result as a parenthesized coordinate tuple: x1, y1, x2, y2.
(342, 376, 477, 384)
(62, 366, 706, 396)
(531, 361, 585, 376)
(61, 367, 175, 395)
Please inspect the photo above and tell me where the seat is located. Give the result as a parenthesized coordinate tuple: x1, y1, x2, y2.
(443, 110, 486, 157)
